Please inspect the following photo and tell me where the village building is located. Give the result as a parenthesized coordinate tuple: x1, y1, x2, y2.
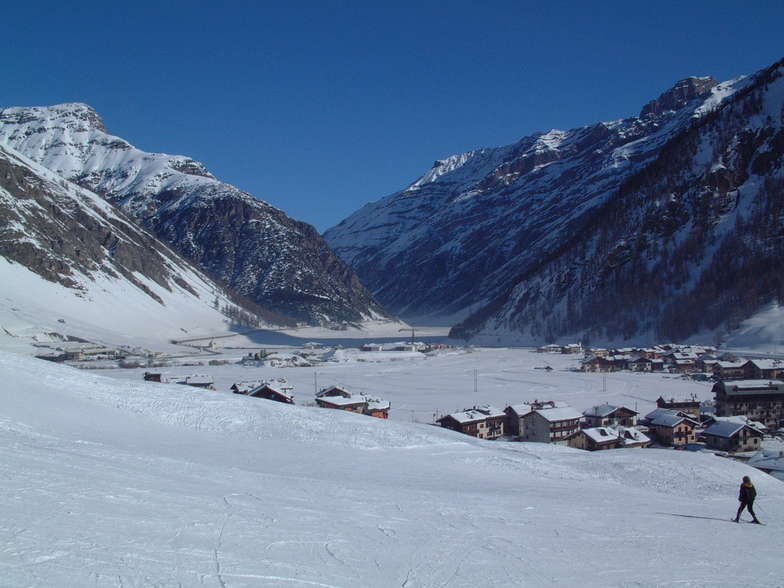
(315, 385, 390, 418)
(712, 360, 747, 380)
(616, 426, 651, 448)
(699, 421, 763, 453)
(247, 382, 295, 404)
(656, 396, 700, 419)
(641, 408, 699, 447)
(582, 404, 638, 428)
(742, 359, 784, 380)
(572, 427, 622, 451)
(713, 380, 784, 429)
(437, 406, 505, 439)
(631, 357, 652, 372)
(505, 401, 582, 444)
(316, 395, 368, 413)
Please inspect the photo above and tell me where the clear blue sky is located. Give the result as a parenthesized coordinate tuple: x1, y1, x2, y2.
(2, 1, 782, 231)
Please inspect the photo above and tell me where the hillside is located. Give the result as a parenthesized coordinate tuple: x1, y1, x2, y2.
(0, 104, 388, 325)
(1, 350, 782, 586)
(326, 58, 784, 345)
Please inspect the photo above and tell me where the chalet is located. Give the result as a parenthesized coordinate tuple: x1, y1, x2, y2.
(315, 385, 390, 418)
(316, 395, 368, 413)
(656, 396, 700, 419)
(699, 421, 763, 453)
(641, 408, 699, 447)
(248, 382, 295, 404)
(366, 398, 391, 419)
(582, 404, 638, 428)
(537, 344, 562, 353)
(650, 359, 665, 372)
(572, 427, 622, 451)
(713, 360, 747, 380)
(506, 401, 582, 444)
(616, 426, 651, 448)
(631, 357, 652, 372)
(588, 348, 609, 358)
(437, 405, 505, 439)
(713, 380, 784, 429)
(183, 375, 215, 390)
(742, 359, 784, 380)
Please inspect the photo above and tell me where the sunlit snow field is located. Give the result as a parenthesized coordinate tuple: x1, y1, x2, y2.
(2, 344, 783, 587)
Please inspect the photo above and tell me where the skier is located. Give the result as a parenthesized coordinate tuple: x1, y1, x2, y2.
(733, 475, 761, 524)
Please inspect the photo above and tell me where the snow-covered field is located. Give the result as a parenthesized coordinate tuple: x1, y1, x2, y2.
(101, 348, 714, 423)
(2, 349, 783, 587)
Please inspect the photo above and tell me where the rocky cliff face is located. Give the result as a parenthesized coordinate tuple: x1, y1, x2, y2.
(0, 104, 388, 325)
(0, 142, 263, 327)
(326, 58, 784, 343)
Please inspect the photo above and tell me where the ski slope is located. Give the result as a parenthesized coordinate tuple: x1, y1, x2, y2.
(1, 351, 783, 587)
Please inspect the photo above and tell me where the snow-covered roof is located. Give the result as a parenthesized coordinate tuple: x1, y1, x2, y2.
(316, 395, 367, 407)
(702, 421, 746, 438)
(583, 403, 622, 418)
(746, 359, 783, 370)
(650, 413, 695, 428)
(532, 405, 583, 422)
(444, 405, 505, 424)
(721, 380, 784, 395)
(582, 427, 619, 444)
(643, 408, 682, 421)
(716, 360, 746, 369)
(618, 427, 650, 446)
(366, 398, 391, 411)
(249, 383, 294, 401)
(317, 384, 352, 398)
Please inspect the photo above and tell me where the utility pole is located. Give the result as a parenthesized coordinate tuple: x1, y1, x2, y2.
(399, 327, 416, 345)
(314, 372, 318, 396)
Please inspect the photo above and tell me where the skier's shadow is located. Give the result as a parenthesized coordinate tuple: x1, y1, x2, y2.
(656, 512, 731, 523)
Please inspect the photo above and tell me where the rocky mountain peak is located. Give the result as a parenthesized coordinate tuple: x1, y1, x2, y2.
(639, 76, 720, 118)
(0, 103, 107, 133)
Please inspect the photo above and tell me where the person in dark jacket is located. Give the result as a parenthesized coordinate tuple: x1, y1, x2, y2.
(733, 475, 761, 523)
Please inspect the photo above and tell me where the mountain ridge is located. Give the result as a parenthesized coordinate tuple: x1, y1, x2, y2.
(0, 104, 389, 325)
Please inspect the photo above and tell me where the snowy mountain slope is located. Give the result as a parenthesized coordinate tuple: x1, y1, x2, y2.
(326, 58, 784, 344)
(456, 58, 784, 344)
(324, 75, 727, 320)
(2, 350, 783, 587)
(0, 143, 268, 347)
(0, 103, 388, 325)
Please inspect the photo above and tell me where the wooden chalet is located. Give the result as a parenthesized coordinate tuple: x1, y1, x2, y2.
(315, 385, 390, 418)
(582, 404, 638, 428)
(437, 405, 505, 439)
(742, 359, 784, 380)
(656, 396, 700, 419)
(316, 395, 368, 413)
(699, 421, 763, 453)
(712, 360, 746, 380)
(641, 408, 699, 447)
(248, 382, 295, 404)
(572, 427, 622, 451)
(713, 379, 784, 429)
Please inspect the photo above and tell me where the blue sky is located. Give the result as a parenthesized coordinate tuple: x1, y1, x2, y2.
(2, 1, 782, 231)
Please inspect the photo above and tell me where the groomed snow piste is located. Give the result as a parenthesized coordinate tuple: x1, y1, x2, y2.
(1, 351, 782, 587)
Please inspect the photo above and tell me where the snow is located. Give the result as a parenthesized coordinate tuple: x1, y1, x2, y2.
(1, 349, 783, 586)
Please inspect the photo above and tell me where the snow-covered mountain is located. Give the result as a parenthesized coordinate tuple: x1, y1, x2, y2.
(0, 142, 278, 346)
(325, 58, 784, 344)
(0, 104, 388, 325)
